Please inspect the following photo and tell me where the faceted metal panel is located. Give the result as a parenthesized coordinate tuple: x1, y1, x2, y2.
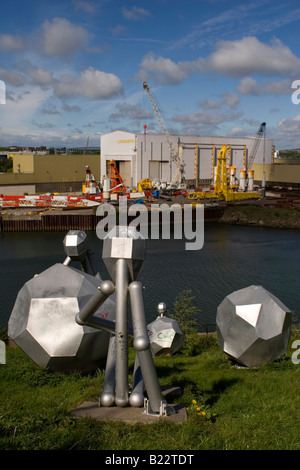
(147, 316, 184, 356)
(63, 230, 88, 261)
(216, 285, 292, 367)
(8, 263, 115, 373)
(102, 226, 146, 281)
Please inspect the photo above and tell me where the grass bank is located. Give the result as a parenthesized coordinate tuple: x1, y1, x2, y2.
(219, 205, 300, 229)
(1, 328, 300, 451)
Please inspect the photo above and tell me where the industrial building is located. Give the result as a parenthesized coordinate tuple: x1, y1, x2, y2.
(100, 129, 275, 189)
(1, 130, 300, 197)
(0, 153, 100, 196)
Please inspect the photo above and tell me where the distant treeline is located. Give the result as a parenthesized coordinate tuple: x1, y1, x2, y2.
(279, 149, 300, 158)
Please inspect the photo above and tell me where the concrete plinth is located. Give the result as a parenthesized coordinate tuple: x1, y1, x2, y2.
(70, 386, 187, 424)
(70, 401, 187, 424)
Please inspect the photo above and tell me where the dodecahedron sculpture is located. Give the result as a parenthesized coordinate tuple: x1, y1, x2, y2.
(8, 263, 115, 373)
(216, 285, 292, 367)
(63, 230, 88, 262)
(102, 226, 146, 282)
(147, 315, 184, 356)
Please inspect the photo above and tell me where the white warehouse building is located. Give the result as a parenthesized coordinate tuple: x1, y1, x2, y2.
(100, 130, 274, 189)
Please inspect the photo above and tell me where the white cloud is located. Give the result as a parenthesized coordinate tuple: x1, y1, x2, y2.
(74, 1, 96, 14)
(39, 17, 89, 57)
(137, 52, 197, 85)
(278, 115, 300, 133)
(122, 6, 151, 21)
(236, 77, 260, 95)
(172, 110, 242, 127)
(197, 99, 221, 109)
(197, 92, 240, 110)
(26, 67, 55, 88)
(54, 67, 123, 99)
(63, 103, 81, 113)
(0, 34, 24, 51)
(207, 36, 300, 77)
(262, 79, 292, 95)
(221, 92, 240, 108)
(109, 102, 153, 122)
(228, 127, 247, 137)
(137, 36, 300, 87)
(0, 67, 26, 87)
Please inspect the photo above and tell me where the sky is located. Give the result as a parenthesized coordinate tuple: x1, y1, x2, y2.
(1, 0, 300, 150)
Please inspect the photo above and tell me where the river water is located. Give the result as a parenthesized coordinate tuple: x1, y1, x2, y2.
(0, 224, 299, 331)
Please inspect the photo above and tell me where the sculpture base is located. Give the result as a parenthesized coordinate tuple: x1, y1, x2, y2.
(70, 401, 187, 424)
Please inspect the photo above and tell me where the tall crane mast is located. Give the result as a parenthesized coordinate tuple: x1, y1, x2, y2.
(143, 81, 185, 188)
(247, 122, 266, 171)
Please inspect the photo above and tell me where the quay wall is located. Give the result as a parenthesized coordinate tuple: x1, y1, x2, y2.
(0, 207, 225, 232)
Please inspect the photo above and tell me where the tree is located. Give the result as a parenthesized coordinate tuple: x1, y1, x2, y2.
(170, 289, 200, 355)
(0, 157, 13, 173)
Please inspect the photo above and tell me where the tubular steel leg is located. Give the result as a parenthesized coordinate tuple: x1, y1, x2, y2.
(115, 259, 129, 407)
(75, 280, 115, 326)
(129, 281, 163, 414)
(129, 355, 144, 408)
(100, 334, 116, 407)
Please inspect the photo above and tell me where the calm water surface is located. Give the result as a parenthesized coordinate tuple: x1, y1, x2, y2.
(0, 224, 299, 331)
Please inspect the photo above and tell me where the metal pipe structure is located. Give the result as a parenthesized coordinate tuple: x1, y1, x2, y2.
(100, 334, 116, 407)
(63, 255, 72, 266)
(76, 280, 115, 326)
(129, 281, 163, 414)
(129, 355, 144, 408)
(73, 227, 171, 417)
(114, 258, 129, 407)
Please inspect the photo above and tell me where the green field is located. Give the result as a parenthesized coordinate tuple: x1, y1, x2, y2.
(1, 327, 299, 451)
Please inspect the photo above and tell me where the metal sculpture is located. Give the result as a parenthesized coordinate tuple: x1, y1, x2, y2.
(8, 263, 115, 373)
(216, 285, 292, 367)
(76, 226, 174, 416)
(8, 227, 179, 416)
(147, 302, 184, 356)
(63, 229, 98, 276)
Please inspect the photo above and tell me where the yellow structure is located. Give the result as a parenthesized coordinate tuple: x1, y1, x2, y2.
(188, 146, 262, 202)
(137, 178, 153, 191)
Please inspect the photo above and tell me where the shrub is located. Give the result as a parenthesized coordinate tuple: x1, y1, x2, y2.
(169, 290, 200, 355)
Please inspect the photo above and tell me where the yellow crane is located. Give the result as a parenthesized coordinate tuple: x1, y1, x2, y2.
(188, 145, 262, 202)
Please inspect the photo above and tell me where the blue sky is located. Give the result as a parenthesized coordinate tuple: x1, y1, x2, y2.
(1, 0, 300, 150)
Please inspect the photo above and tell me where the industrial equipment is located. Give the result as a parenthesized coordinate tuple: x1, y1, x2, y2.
(105, 161, 145, 200)
(143, 82, 186, 192)
(107, 160, 128, 195)
(247, 122, 266, 173)
(188, 145, 262, 202)
(82, 165, 101, 195)
(246, 121, 266, 195)
(137, 178, 153, 192)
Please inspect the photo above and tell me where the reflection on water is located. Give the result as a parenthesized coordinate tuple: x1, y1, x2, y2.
(1, 224, 300, 331)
